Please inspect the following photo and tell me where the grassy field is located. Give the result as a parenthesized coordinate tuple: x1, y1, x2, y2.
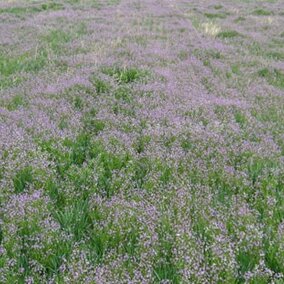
(0, 0, 284, 283)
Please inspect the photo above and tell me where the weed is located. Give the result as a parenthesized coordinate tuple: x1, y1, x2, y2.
(0, 50, 47, 76)
(253, 9, 273, 16)
(83, 114, 106, 135)
(205, 13, 227, 19)
(133, 135, 151, 153)
(237, 250, 260, 277)
(73, 95, 84, 110)
(234, 16, 246, 23)
(234, 110, 247, 127)
(266, 51, 284, 61)
(214, 5, 223, 10)
(13, 167, 33, 193)
(114, 86, 132, 103)
(55, 199, 92, 240)
(0, 3, 63, 15)
(154, 217, 181, 284)
(43, 30, 71, 53)
(217, 30, 240, 38)
(7, 95, 28, 111)
(102, 66, 147, 84)
(258, 68, 284, 89)
(181, 137, 193, 152)
(90, 76, 111, 94)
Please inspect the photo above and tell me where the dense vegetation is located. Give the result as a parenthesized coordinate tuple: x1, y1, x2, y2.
(0, 0, 284, 283)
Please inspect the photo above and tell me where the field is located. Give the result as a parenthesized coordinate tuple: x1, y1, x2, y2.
(0, 0, 284, 283)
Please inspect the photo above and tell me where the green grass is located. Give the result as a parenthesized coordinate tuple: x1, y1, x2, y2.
(133, 135, 151, 153)
(0, 2, 63, 16)
(88, 211, 140, 263)
(13, 167, 33, 193)
(96, 150, 130, 197)
(42, 24, 87, 54)
(234, 16, 246, 23)
(237, 250, 260, 277)
(258, 68, 284, 89)
(114, 86, 133, 103)
(234, 110, 247, 127)
(102, 66, 148, 84)
(217, 30, 240, 39)
(6, 94, 28, 111)
(0, 50, 47, 77)
(231, 64, 241, 75)
(73, 95, 84, 110)
(107, 0, 121, 5)
(83, 115, 106, 135)
(252, 104, 283, 123)
(181, 137, 193, 152)
(178, 50, 189, 60)
(43, 30, 72, 53)
(266, 51, 284, 61)
(214, 5, 223, 10)
(248, 42, 284, 61)
(253, 9, 273, 16)
(154, 217, 181, 284)
(44, 179, 66, 208)
(2, 195, 71, 279)
(0, 76, 22, 90)
(204, 13, 227, 19)
(38, 134, 130, 198)
(193, 48, 222, 62)
(64, 84, 96, 100)
(90, 76, 111, 94)
(55, 198, 92, 241)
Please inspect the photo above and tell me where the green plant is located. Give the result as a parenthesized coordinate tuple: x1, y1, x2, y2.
(90, 77, 111, 94)
(102, 66, 147, 84)
(55, 198, 92, 240)
(253, 9, 272, 16)
(7, 95, 28, 111)
(217, 30, 240, 38)
(204, 13, 227, 19)
(13, 167, 33, 193)
(258, 68, 284, 89)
